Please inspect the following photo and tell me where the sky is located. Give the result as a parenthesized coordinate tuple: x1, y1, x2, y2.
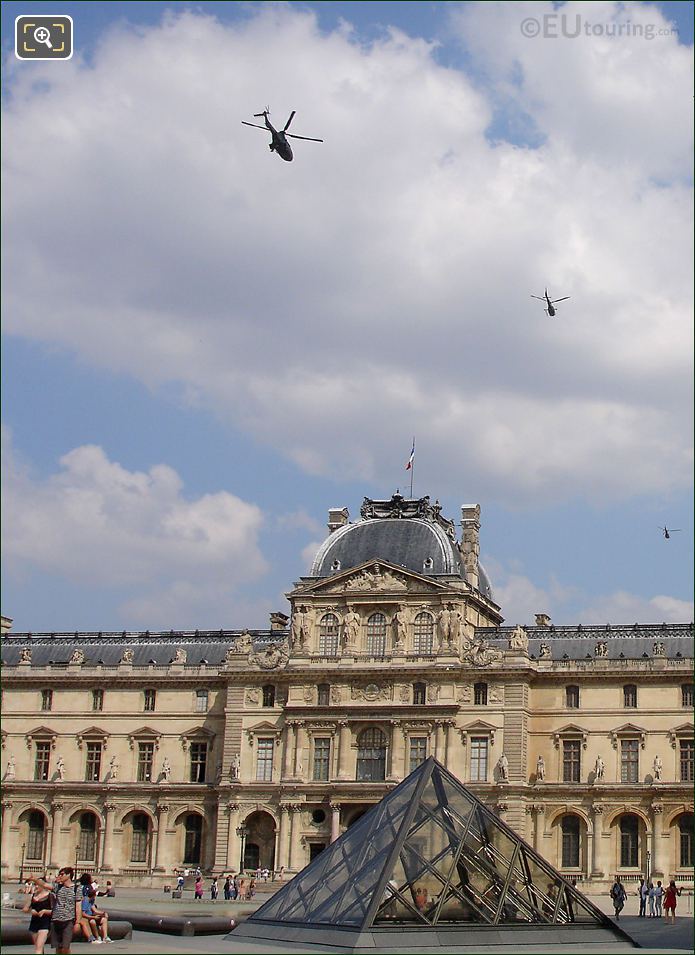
(1, 0, 693, 633)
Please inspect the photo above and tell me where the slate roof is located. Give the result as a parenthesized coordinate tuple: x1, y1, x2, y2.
(479, 623, 694, 660)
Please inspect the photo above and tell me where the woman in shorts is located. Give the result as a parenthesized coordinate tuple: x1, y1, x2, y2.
(23, 880, 54, 954)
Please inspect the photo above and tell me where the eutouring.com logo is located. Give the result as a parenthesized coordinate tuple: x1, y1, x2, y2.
(520, 14, 677, 41)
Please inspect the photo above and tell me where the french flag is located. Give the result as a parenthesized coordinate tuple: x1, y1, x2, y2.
(405, 438, 415, 470)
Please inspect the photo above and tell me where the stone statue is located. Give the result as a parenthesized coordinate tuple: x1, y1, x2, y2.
(291, 607, 310, 648)
(497, 753, 509, 782)
(19, 647, 32, 663)
(230, 753, 241, 780)
(536, 755, 545, 781)
(449, 607, 463, 645)
(342, 609, 361, 650)
(108, 755, 119, 780)
(653, 755, 663, 781)
(330, 685, 342, 704)
(539, 643, 552, 659)
(69, 648, 85, 665)
(161, 758, 171, 781)
(5, 755, 16, 780)
(172, 648, 187, 664)
(437, 607, 451, 647)
(120, 648, 134, 664)
(509, 626, 529, 652)
(56, 755, 65, 780)
(594, 755, 605, 780)
(392, 608, 408, 651)
(653, 641, 665, 657)
(594, 641, 608, 658)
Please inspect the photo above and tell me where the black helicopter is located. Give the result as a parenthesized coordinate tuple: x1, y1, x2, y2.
(241, 108, 323, 162)
(660, 526, 681, 539)
(531, 288, 570, 317)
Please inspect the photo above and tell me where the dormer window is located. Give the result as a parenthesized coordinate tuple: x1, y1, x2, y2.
(331, 559, 341, 572)
(423, 557, 434, 572)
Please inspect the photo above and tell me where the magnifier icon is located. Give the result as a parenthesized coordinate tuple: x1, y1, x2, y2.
(34, 26, 53, 49)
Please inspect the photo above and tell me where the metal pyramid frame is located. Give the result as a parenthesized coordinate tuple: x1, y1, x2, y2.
(250, 757, 614, 931)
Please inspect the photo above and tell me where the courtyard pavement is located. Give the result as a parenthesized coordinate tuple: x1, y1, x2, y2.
(3, 883, 693, 954)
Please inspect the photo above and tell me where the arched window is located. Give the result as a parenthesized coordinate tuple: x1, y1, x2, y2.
(413, 613, 434, 654)
(679, 813, 694, 868)
(356, 728, 387, 782)
(26, 811, 46, 861)
(184, 814, 203, 864)
(619, 814, 639, 868)
(130, 813, 150, 863)
(366, 614, 387, 657)
(561, 816, 580, 868)
(318, 614, 339, 656)
(78, 812, 98, 863)
(262, 685, 275, 707)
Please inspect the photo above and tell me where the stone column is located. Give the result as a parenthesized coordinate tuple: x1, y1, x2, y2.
(101, 803, 117, 871)
(282, 723, 297, 780)
(330, 803, 341, 843)
(434, 721, 445, 761)
(287, 806, 300, 871)
(48, 802, 64, 869)
(591, 805, 605, 878)
(225, 804, 240, 872)
(388, 721, 404, 781)
(650, 803, 664, 879)
(154, 803, 170, 872)
(277, 805, 291, 870)
(1, 801, 13, 872)
(337, 721, 352, 780)
(295, 723, 308, 779)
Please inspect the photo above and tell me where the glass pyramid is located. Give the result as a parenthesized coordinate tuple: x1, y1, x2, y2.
(251, 757, 611, 931)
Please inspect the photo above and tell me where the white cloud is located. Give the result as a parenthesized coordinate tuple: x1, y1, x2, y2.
(2, 428, 268, 626)
(2, 4, 692, 506)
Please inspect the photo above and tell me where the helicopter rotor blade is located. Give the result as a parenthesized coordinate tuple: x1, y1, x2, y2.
(550, 296, 570, 303)
(242, 121, 271, 131)
(283, 111, 296, 131)
(530, 295, 545, 301)
(286, 133, 324, 142)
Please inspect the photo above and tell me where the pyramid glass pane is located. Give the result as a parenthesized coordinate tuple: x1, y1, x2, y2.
(248, 758, 616, 936)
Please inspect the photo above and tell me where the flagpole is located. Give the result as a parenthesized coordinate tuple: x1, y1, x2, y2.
(409, 437, 414, 498)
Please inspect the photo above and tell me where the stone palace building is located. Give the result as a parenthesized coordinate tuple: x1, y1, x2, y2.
(1, 494, 693, 890)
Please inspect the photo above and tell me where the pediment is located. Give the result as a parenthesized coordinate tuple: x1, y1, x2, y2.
(26, 725, 58, 738)
(292, 559, 454, 597)
(462, 719, 497, 734)
(128, 725, 161, 738)
(611, 722, 647, 736)
(249, 720, 280, 733)
(180, 725, 215, 739)
(76, 725, 110, 738)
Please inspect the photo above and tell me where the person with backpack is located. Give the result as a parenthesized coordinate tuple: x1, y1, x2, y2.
(610, 878, 627, 920)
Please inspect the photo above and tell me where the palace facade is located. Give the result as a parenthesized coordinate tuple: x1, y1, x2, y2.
(1, 494, 693, 890)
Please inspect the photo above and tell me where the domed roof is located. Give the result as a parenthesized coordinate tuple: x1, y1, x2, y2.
(309, 494, 494, 601)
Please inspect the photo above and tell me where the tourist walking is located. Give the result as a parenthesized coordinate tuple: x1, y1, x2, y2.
(638, 878, 647, 916)
(210, 878, 218, 901)
(22, 878, 54, 954)
(655, 881, 664, 917)
(647, 882, 656, 917)
(35, 867, 79, 955)
(610, 878, 626, 920)
(663, 881, 682, 924)
(223, 877, 231, 900)
(194, 875, 204, 900)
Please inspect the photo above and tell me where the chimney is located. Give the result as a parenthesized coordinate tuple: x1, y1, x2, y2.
(269, 612, 289, 632)
(460, 504, 481, 590)
(535, 613, 551, 627)
(327, 507, 349, 533)
(1, 615, 13, 636)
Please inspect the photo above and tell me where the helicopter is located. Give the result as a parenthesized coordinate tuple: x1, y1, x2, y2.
(660, 526, 681, 539)
(531, 288, 570, 317)
(241, 108, 323, 162)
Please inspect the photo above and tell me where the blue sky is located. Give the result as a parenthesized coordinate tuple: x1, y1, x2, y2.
(2, 1, 693, 632)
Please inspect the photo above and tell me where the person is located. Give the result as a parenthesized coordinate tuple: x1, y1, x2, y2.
(648, 882, 656, 917)
(23, 879, 54, 954)
(610, 878, 626, 920)
(231, 876, 239, 900)
(76, 890, 101, 944)
(542, 882, 557, 917)
(194, 876, 204, 900)
(176, 873, 184, 893)
(246, 878, 256, 900)
(638, 877, 647, 916)
(37, 867, 80, 955)
(262, 867, 269, 883)
(237, 878, 245, 900)
(223, 877, 231, 901)
(277, 866, 285, 882)
(96, 881, 115, 898)
(663, 881, 682, 924)
(655, 880, 664, 917)
(210, 878, 218, 901)
(414, 886, 428, 912)
(87, 893, 112, 943)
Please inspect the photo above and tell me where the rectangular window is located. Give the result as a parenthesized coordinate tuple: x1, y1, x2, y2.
(474, 683, 488, 706)
(561, 819, 580, 868)
(470, 737, 488, 782)
(565, 685, 579, 708)
(195, 689, 208, 713)
(317, 684, 330, 706)
(143, 689, 156, 712)
(131, 821, 148, 863)
(27, 821, 44, 861)
(562, 740, 581, 783)
(623, 685, 637, 708)
(85, 742, 102, 781)
(413, 683, 426, 705)
(190, 742, 208, 782)
(41, 689, 53, 711)
(34, 742, 51, 781)
(680, 739, 694, 782)
(256, 737, 274, 782)
(409, 737, 427, 773)
(313, 737, 331, 781)
(682, 684, 694, 707)
(620, 739, 639, 783)
(92, 689, 104, 711)
(137, 742, 155, 782)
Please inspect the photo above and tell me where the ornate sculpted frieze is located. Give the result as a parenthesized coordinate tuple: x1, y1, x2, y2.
(351, 682, 392, 702)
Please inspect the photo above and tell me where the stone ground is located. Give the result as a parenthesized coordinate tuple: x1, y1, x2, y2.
(3, 883, 693, 954)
